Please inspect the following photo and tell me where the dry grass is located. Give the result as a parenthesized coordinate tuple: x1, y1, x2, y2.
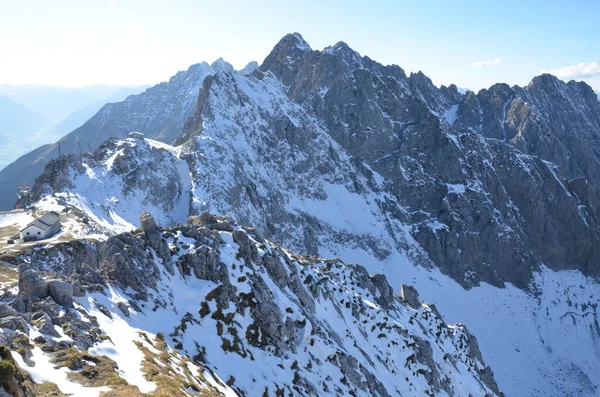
(0, 263, 18, 287)
(33, 382, 68, 397)
(51, 348, 129, 388)
(99, 385, 145, 397)
(135, 332, 224, 397)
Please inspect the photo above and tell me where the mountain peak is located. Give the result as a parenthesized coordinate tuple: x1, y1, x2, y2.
(528, 73, 561, 89)
(210, 57, 234, 72)
(267, 32, 312, 55)
(284, 32, 311, 51)
(238, 61, 259, 75)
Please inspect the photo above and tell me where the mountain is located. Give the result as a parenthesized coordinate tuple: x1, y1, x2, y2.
(0, 212, 500, 396)
(5, 33, 600, 396)
(0, 95, 49, 170)
(0, 84, 142, 126)
(239, 61, 259, 75)
(0, 60, 244, 211)
(48, 85, 150, 138)
(0, 95, 47, 135)
(0, 85, 149, 173)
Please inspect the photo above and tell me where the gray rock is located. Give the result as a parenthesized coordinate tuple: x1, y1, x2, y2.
(140, 211, 158, 233)
(140, 211, 174, 274)
(117, 301, 130, 317)
(262, 253, 290, 288)
(18, 266, 48, 301)
(0, 315, 27, 332)
(0, 304, 19, 319)
(371, 274, 395, 309)
(47, 280, 73, 308)
(401, 284, 421, 309)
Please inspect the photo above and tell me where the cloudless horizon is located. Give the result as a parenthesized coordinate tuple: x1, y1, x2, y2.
(1, 0, 599, 91)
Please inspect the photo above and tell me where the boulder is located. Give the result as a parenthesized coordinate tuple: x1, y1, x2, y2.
(140, 212, 174, 274)
(400, 284, 421, 309)
(140, 211, 158, 234)
(0, 305, 27, 331)
(371, 274, 395, 309)
(117, 302, 130, 317)
(47, 280, 73, 308)
(18, 266, 48, 301)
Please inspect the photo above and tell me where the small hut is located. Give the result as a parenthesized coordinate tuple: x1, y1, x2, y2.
(20, 211, 61, 241)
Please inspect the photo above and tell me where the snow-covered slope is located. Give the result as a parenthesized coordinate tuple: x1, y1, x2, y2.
(1, 214, 500, 396)
(12, 33, 600, 396)
(28, 137, 191, 236)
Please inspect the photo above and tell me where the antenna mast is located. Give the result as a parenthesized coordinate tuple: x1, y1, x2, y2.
(17, 184, 32, 207)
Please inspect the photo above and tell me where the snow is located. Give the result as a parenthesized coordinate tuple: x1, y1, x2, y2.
(286, 182, 386, 236)
(446, 183, 466, 194)
(76, 289, 157, 393)
(364, 249, 600, 397)
(36, 138, 191, 238)
(444, 104, 458, 125)
(0, 211, 34, 229)
(16, 50, 600, 396)
(70, 262, 237, 395)
(35, 227, 494, 396)
(12, 347, 110, 396)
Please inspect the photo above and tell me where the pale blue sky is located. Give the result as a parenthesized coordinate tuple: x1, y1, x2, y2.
(1, 0, 599, 90)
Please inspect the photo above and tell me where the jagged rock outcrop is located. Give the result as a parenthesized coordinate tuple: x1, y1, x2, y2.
(8, 32, 600, 396)
(21, 137, 191, 231)
(0, 214, 502, 396)
(46, 281, 73, 308)
(252, 33, 600, 288)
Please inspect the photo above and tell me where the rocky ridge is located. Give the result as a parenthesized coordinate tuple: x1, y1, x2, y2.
(0, 213, 500, 396)
(6, 33, 600, 396)
(0, 59, 256, 211)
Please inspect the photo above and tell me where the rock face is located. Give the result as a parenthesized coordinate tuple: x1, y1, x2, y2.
(13, 33, 600, 396)
(250, 33, 600, 288)
(2, 216, 502, 396)
(13, 265, 74, 309)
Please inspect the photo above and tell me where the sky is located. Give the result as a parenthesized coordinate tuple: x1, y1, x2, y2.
(0, 0, 599, 91)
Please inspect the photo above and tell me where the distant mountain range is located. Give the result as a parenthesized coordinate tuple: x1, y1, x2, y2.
(48, 85, 150, 137)
(0, 84, 148, 170)
(0, 94, 46, 134)
(0, 84, 145, 125)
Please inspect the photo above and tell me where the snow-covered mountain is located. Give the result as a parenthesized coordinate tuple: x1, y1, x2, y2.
(4, 33, 600, 396)
(0, 60, 256, 211)
(0, 212, 500, 396)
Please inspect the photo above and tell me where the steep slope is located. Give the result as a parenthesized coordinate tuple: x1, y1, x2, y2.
(176, 35, 600, 396)
(23, 136, 191, 235)
(455, 75, 600, 212)
(258, 33, 600, 288)
(49, 85, 151, 138)
(14, 34, 600, 396)
(0, 213, 500, 396)
(0, 60, 241, 211)
(27, 93, 600, 396)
